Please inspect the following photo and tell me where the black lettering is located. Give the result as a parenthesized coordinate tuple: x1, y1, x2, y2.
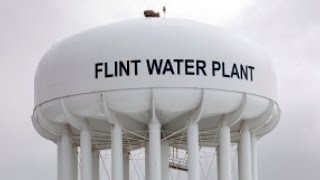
(240, 65, 248, 80)
(146, 59, 163, 75)
(196, 60, 207, 76)
(131, 59, 141, 76)
(163, 59, 175, 75)
(114, 61, 118, 77)
(248, 66, 255, 81)
(119, 61, 130, 76)
(212, 61, 221, 76)
(95, 63, 103, 79)
(231, 63, 240, 79)
(222, 62, 230, 78)
(185, 59, 195, 75)
(173, 59, 183, 75)
(104, 62, 113, 78)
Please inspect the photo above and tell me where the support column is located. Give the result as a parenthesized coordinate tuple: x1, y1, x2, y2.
(57, 142, 62, 180)
(112, 123, 123, 180)
(61, 127, 75, 180)
(145, 142, 149, 180)
(92, 150, 100, 180)
(123, 151, 130, 180)
(73, 147, 78, 180)
(218, 120, 232, 180)
(80, 122, 92, 180)
(238, 122, 252, 180)
(148, 121, 161, 180)
(188, 123, 200, 180)
(161, 143, 170, 180)
(251, 132, 258, 180)
(217, 148, 220, 180)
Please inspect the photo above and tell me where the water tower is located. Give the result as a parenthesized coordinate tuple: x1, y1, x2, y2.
(32, 17, 280, 180)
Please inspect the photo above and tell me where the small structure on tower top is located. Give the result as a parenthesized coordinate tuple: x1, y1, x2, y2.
(144, 10, 160, 17)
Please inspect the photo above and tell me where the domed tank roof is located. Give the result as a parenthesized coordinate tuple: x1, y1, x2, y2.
(34, 18, 277, 106)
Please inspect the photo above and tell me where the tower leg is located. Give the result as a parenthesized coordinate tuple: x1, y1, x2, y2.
(112, 123, 123, 180)
(148, 121, 161, 180)
(73, 146, 78, 180)
(238, 122, 252, 180)
(251, 132, 258, 180)
(80, 122, 92, 180)
(188, 123, 200, 180)
(92, 150, 100, 180)
(218, 120, 232, 180)
(123, 151, 130, 180)
(57, 141, 62, 180)
(61, 127, 75, 180)
(145, 142, 149, 180)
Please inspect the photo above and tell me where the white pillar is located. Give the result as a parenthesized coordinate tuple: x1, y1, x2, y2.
(123, 151, 130, 180)
(112, 123, 123, 180)
(188, 123, 200, 180)
(218, 120, 232, 180)
(161, 143, 170, 180)
(145, 142, 149, 180)
(148, 121, 161, 180)
(92, 150, 100, 180)
(57, 142, 62, 180)
(80, 122, 92, 180)
(73, 147, 78, 180)
(217, 148, 221, 180)
(238, 122, 252, 180)
(61, 127, 75, 180)
(251, 132, 258, 180)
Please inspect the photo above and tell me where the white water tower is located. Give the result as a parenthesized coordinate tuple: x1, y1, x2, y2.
(32, 17, 280, 180)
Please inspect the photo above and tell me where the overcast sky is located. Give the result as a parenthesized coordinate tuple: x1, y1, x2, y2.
(0, 0, 319, 180)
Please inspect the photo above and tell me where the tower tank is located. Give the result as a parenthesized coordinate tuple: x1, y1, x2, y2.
(32, 18, 280, 180)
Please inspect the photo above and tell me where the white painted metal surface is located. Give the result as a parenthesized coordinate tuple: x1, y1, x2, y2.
(112, 122, 123, 180)
(92, 150, 99, 180)
(251, 132, 258, 180)
(57, 142, 61, 180)
(145, 142, 149, 180)
(239, 122, 252, 180)
(60, 127, 75, 180)
(218, 120, 232, 180)
(188, 123, 200, 180)
(123, 151, 130, 180)
(73, 147, 78, 180)
(32, 18, 281, 180)
(34, 19, 277, 106)
(148, 121, 161, 180)
(80, 122, 92, 180)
